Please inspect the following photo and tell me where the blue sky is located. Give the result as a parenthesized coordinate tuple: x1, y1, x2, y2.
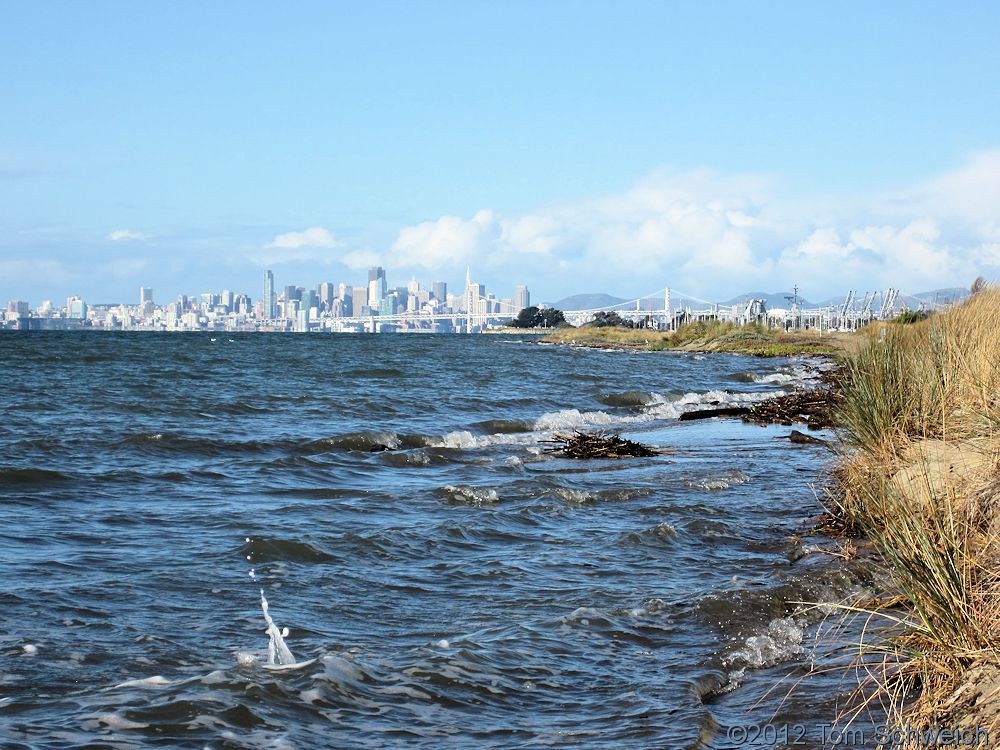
(3, 1, 999, 305)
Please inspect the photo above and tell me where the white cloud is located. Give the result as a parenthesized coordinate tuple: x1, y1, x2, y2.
(391, 210, 500, 268)
(250, 226, 378, 268)
(378, 153, 1000, 297)
(268, 226, 338, 249)
(107, 229, 148, 242)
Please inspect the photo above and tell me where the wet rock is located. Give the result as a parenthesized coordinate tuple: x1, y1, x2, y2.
(788, 430, 827, 445)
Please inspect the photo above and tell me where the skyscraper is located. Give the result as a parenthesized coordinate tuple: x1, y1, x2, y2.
(432, 281, 447, 302)
(263, 270, 275, 318)
(318, 282, 335, 311)
(353, 286, 369, 314)
(514, 285, 530, 312)
(301, 290, 318, 316)
(139, 287, 153, 305)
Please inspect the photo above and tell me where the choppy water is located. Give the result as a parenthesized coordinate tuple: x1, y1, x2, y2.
(0, 332, 878, 748)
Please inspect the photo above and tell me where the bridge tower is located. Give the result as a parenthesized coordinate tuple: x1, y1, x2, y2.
(664, 287, 671, 331)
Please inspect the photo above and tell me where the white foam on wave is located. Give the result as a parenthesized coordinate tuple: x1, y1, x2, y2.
(753, 363, 823, 386)
(111, 675, 173, 690)
(564, 606, 602, 624)
(82, 712, 150, 731)
(726, 617, 806, 669)
(443, 484, 500, 506)
(534, 408, 621, 431)
(687, 470, 752, 491)
(553, 488, 594, 504)
(426, 384, 792, 457)
(431, 430, 533, 450)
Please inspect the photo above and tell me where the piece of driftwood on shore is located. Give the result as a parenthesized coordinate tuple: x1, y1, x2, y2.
(677, 406, 752, 421)
(541, 430, 663, 458)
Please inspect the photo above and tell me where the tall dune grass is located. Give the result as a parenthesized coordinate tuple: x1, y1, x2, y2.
(835, 288, 1000, 727)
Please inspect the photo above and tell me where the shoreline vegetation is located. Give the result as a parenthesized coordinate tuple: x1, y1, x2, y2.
(538, 320, 852, 357)
(833, 287, 999, 733)
(541, 291, 999, 733)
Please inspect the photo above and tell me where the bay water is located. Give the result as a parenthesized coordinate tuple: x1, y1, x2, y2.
(0, 332, 877, 748)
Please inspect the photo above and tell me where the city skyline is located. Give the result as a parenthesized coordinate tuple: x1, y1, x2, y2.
(2, 4, 999, 303)
(2, 264, 534, 333)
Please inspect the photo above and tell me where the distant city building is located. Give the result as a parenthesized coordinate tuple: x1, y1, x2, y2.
(139, 286, 153, 305)
(368, 267, 387, 307)
(379, 292, 397, 316)
(468, 282, 484, 315)
(263, 270, 275, 318)
(353, 286, 369, 314)
(318, 282, 335, 311)
(67, 296, 87, 320)
(514, 285, 530, 312)
(432, 281, 447, 302)
(301, 290, 318, 316)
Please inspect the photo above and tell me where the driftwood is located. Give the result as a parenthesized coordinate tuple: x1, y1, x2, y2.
(744, 387, 842, 429)
(678, 406, 751, 421)
(541, 430, 662, 458)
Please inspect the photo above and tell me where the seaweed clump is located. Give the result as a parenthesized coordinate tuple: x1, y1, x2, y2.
(541, 430, 662, 459)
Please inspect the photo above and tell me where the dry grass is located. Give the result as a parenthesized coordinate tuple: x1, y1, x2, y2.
(542, 320, 849, 356)
(834, 288, 1000, 732)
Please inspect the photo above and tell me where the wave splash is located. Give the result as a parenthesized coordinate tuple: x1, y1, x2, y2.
(260, 591, 296, 667)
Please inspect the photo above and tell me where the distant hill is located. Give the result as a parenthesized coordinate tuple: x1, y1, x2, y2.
(909, 287, 969, 304)
(550, 293, 629, 310)
(546, 287, 972, 314)
(722, 291, 817, 309)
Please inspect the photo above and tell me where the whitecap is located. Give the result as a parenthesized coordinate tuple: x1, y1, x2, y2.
(534, 408, 619, 431)
(111, 675, 173, 690)
(82, 712, 149, 731)
(442, 485, 500, 506)
(725, 617, 806, 669)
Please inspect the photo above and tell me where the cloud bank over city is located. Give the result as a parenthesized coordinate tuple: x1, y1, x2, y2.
(250, 149, 1000, 302)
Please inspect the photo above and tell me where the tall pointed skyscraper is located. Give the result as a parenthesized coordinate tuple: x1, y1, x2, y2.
(263, 270, 275, 318)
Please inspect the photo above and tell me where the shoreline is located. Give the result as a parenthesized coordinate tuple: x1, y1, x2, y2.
(544, 312, 999, 734)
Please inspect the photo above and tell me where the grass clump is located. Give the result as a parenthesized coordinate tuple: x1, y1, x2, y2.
(834, 287, 1000, 730)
